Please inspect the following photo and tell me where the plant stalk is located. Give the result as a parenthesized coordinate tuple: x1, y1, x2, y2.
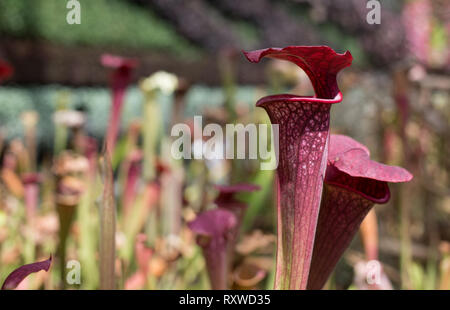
(99, 153, 116, 290)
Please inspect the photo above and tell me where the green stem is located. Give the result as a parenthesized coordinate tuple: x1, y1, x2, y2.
(57, 204, 76, 288)
(99, 153, 116, 289)
(143, 94, 160, 182)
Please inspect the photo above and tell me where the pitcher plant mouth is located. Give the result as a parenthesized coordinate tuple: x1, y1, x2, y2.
(325, 165, 391, 204)
(256, 92, 343, 107)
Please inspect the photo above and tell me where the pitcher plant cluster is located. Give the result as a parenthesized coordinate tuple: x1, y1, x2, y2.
(0, 45, 414, 290)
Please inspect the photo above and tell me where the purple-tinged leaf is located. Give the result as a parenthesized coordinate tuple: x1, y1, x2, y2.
(2, 256, 52, 290)
(330, 148, 413, 184)
(244, 46, 352, 290)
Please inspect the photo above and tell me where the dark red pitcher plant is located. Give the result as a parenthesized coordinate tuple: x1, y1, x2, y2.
(244, 46, 352, 289)
(307, 134, 412, 289)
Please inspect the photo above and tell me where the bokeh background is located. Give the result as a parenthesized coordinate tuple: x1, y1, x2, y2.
(0, 0, 449, 290)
